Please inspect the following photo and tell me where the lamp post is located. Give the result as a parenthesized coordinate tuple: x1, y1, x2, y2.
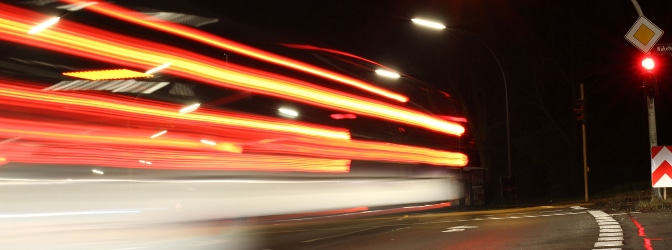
(412, 18, 511, 200)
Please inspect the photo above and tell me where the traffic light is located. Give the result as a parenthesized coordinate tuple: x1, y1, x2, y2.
(642, 57, 655, 71)
(574, 99, 585, 123)
(640, 56, 658, 97)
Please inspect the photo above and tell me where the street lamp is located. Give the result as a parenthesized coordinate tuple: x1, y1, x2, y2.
(412, 18, 512, 185)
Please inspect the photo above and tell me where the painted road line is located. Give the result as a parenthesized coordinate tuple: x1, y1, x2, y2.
(302, 226, 379, 243)
(589, 210, 623, 249)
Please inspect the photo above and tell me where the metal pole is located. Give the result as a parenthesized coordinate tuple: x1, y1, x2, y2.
(580, 83, 589, 201)
(647, 95, 662, 199)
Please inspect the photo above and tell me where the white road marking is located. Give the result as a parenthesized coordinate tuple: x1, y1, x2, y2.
(588, 210, 623, 249)
(302, 227, 379, 243)
(442, 225, 478, 233)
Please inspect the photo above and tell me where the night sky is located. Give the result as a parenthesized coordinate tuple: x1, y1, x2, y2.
(21, 0, 672, 203)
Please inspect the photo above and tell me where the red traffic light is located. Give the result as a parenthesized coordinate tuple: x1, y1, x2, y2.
(642, 57, 655, 71)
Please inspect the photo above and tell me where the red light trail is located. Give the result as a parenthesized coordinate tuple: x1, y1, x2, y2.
(60, 0, 410, 103)
(0, 3, 465, 137)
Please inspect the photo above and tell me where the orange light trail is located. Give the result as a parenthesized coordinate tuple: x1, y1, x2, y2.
(60, 0, 409, 103)
(63, 68, 153, 80)
(243, 137, 468, 167)
(1, 143, 351, 172)
(0, 4, 464, 137)
(0, 81, 351, 140)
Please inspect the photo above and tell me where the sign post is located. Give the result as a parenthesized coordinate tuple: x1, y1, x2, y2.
(625, 16, 665, 199)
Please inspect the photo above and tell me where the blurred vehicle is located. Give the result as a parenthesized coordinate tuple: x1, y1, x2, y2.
(0, 1, 476, 248)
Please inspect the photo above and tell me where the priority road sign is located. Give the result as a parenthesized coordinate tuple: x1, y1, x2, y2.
(652, 146, 672, 187)
(625, 16, 664, 54)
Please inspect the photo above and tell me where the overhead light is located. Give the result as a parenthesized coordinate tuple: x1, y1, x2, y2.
(411, 18, 446, 30)
(91, 169, 104, 175)
(375, 69, 401, 79)
(63, 69, 153, 80)
(149, 130, 167, 138)
(145, 62, 172, 74)
(179, 103, 200, 113)
(28, 16, 60, 34)
(200, 139, 217, 145)
(278, 107, 299, 118)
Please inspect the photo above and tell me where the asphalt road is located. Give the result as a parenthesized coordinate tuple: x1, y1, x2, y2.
(241, 205, 608, 249)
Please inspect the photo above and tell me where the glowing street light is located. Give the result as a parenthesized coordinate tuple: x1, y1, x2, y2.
(375, 69, 401, 79)
(278, 107, 299, 118)
(28, 17, 60, 34)
(200, 139, 217, 146)
(411, 18, 446, 30)
(149, 130, 167, 138)
(178, 103, 200, 114)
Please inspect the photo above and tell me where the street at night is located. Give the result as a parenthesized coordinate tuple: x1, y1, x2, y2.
(1, 0, 672, 249)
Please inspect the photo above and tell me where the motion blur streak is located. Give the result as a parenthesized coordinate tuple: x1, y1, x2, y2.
(281, 44, 396, 72)
(0, 177, 461, 249)
(0, 4, 465, 137)
(244, 137, 468, 167)
(0, 81, 351, 140)
(60, 0, 410, 103)
(1, 143, 351, 172)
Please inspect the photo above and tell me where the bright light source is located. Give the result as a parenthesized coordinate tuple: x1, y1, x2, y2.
(91, 169, 104, 175)
(63, 69, 153, 80)
(139, 160, 153, 164)
(375, 69, 401, 79)
(200, 139, 217, 145)
(145, 62, 172, 74)
(149, 130, 167, 138)
(179, 103, 200, 113)
(411, 18, 446, 30)
(642, 57, 655, 71)
(278, 107, 299, 118)
(28, 16, 60, 34)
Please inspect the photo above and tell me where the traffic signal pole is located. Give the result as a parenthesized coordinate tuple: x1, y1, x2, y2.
(647, 89, 663, 199)
(580, 83, 589, 202)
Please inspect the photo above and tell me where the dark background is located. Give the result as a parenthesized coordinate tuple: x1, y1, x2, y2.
(86, 0, 672, 203)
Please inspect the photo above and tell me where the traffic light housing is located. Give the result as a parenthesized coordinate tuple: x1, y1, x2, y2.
(574, 99, 585, 123)
(640, 56, 658, 97)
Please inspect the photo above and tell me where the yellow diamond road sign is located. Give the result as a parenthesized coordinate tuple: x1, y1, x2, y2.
(625, 16, 664, 53)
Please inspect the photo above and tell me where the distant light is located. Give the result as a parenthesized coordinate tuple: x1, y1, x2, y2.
(278, 107, 299, 118)
(139, 160, 153, 164)
(642, 57, 655, 71)
(28, 17, 60, 34)
(411, 18, 446, 30)
(149, 130, 167, 138)
(200, 139, 217, 146)
(63, 69, 153, 80)
(145, 62, 172, 74)
(331, 114, 358, 120)
(375, 69, 401, 79)
(179, 103, 200, 113)
(91, 169, 104, 175)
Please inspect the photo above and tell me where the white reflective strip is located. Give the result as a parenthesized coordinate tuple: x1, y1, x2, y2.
(594, 241, 623, 247)
(142, 81, 170, 94)
(112, 80, 138, 92)
(600, 232, 623, 237)
(598, 237, 624, 241)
